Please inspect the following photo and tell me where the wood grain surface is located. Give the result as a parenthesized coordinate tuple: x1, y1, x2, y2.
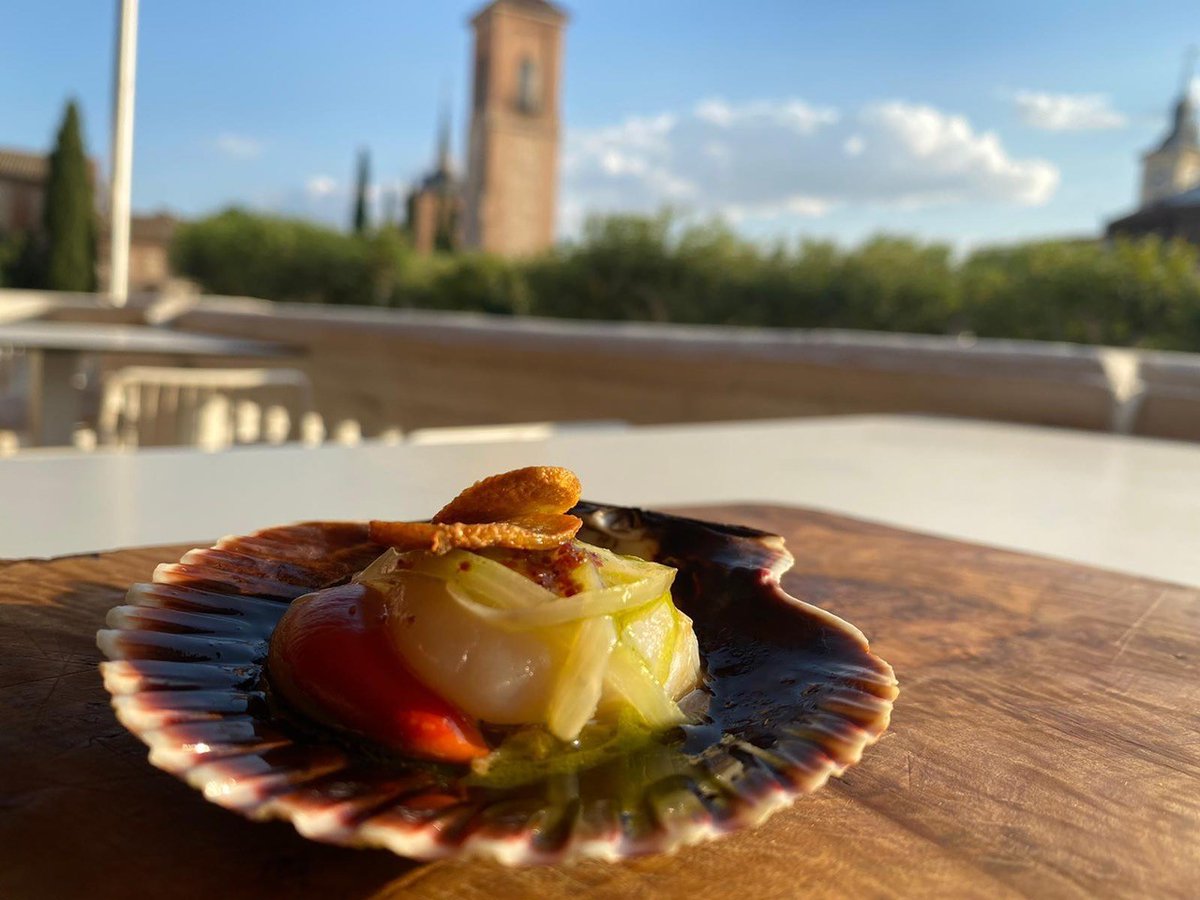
(2, 506, 1197, 899)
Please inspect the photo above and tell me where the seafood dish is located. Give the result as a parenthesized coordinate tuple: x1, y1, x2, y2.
(98, 467, 897, 864)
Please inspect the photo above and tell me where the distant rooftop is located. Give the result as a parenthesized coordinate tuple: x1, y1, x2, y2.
(0, 148, 48, 183)
(1158, 183, 1200, 208)
(1153, 94, 1200, 154)
(471, 0, 567, 24)
(0, 147, 101, 187)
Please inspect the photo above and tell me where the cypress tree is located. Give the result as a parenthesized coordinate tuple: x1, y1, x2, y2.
(43, 100, 97, 290)
(352, 148, 371, 234)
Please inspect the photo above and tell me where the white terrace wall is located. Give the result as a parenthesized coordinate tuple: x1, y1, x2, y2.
(5, 291, 1199, 442)
(174, 299, 1122, 438)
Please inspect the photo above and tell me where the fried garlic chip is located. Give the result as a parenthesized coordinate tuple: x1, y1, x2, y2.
(433, 466, 582, 525)
(369, 514, 582, 555)
(369, 467, 585, 555)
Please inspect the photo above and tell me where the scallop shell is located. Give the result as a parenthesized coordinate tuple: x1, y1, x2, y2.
(97, 503, 897, 865)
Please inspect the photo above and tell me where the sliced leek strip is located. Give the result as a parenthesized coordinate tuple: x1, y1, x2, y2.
(604, 640, 686, 730)
(546, 615, 618, 741)
(445, 572, 672, 630)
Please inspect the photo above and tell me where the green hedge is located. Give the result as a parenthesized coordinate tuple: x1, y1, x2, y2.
(168, 209, 1200, 351)
(959, 237, 1200, 348)
(170, 209, 407, 305)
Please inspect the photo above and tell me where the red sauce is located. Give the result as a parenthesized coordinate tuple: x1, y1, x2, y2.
(488, 543, 598, 597)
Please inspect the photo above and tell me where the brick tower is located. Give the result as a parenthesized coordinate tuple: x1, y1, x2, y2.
(462, 0, 566, 257)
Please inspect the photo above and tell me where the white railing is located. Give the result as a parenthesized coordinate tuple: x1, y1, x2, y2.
(3, 288, 1200, 446)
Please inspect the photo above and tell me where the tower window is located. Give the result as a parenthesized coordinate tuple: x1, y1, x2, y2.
(516, 57, 540, 114)
(474, 48, 489, 110)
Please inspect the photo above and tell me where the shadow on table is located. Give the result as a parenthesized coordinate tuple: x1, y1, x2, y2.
(0, 576, 426, 900)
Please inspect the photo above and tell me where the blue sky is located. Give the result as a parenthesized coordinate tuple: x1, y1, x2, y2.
(3, 0, 1197, 248)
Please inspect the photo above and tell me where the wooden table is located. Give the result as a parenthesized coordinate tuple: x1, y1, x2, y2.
(2, 504, 1196, 898)
(0, 321, 294, 446)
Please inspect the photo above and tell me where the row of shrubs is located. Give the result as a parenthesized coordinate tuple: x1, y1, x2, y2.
(167, 208, 1200, 351)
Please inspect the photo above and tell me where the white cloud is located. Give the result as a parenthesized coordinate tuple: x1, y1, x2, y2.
(562, 97, 1058, 232)
(305, 175, 339, 198)
(251, 175, 410, 229)
(726, 195, 836, 223)
(1012, 91, 1127, 131)
(695, 98, 839, 133)
(862, 102, 1058, 206)
(214, 132, 264, 159)
(268, 175, 408, 227)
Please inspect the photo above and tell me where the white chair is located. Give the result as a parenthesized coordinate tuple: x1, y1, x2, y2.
(98, 366, 313, 450)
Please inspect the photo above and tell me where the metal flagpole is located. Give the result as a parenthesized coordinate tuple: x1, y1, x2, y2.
(108, 0, 139, 307)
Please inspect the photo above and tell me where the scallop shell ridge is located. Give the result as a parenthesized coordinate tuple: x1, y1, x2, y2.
(97, 507, 897, 864)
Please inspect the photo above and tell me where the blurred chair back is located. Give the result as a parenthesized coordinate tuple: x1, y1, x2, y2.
(0, 345, 30, 451)
(0, 344, 29, 398)
(98, 366, 313, 450)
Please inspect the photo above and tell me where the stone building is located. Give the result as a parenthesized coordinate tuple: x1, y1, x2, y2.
(1107, 65, 1200, 244)
(96, 212, 179, 293)
(0, 148, 102, 236)
(0, 145, 178, 292)
(462, 0, 567, 257)
(1139, 83, 1200, 207)
(405, 112, 464, 255)
(0, 149, 51, 234)
(1106, 186, 1200, 246)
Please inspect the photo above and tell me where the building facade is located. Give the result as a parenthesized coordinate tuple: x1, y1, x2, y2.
(405, 112, 464, 255)
(1139, 88, 1200, 207)
(96, 212, 178, 293)
(462, 0, 566, 257)
(0, 146, 176, 292)
(0, 150, 53, 234)
(1107, 68, 1200, 244)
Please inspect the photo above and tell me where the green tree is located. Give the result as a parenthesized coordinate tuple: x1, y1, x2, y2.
(352, 148, 371, 234)
(0, 232, 27, 287)
(960, 237, 1200, 349)
(835, 236, 959, 333)
(169, 207, 1200, 352)
(433, 201, 458, 253)
(527, 212, 683, 321)
(42, 100, 96, 290)
(171, 208, 412, 305)
(411, 253, 531, 315)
